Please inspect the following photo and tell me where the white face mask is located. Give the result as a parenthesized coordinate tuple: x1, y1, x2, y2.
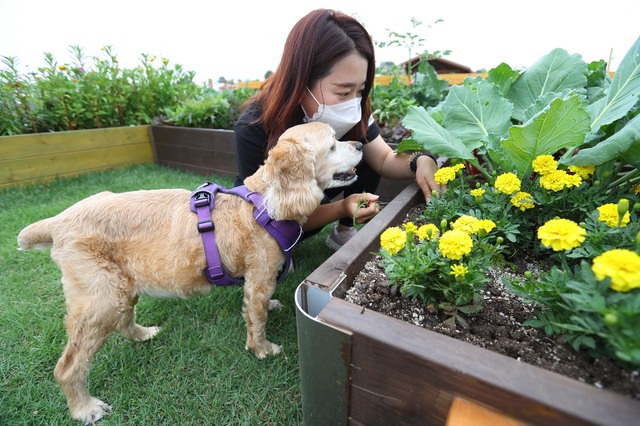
(302, 87, 362, 139)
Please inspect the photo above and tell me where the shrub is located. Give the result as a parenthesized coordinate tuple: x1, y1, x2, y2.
(0, 45, 202, 135)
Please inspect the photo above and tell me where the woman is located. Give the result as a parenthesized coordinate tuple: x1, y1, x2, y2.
(234, 9, 440, 250)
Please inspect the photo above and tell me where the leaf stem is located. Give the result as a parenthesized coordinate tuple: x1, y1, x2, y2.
(607, 168, 640, 190)
(468, 159, 493, 182)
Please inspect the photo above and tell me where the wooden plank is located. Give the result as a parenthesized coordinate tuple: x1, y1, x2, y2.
(318, 297, 640, 426)
(446, 397, 523, 426)
(151, 126, 235, 153)
(0, 126, 151, 160)
(1, 143, 153, 186)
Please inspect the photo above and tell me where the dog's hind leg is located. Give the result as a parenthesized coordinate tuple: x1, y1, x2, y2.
(242, 270, 282, 359)
(54, 289, 115, 423)
(116, 295, 160, 341)
(52, 245, 129, 423)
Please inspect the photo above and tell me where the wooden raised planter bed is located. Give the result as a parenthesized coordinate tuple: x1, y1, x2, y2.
(0, 126, 153, 189)
(150, 125, 238, 178)
(295, 183, 640, 426)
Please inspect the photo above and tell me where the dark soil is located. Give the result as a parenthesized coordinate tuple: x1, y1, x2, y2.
(343, 207, 640, 400)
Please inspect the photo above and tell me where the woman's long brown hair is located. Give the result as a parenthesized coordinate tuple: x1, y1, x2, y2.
(250, 9, 376, 152)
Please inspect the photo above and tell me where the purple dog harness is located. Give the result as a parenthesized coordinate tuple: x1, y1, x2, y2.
(190, 182, 303, 286)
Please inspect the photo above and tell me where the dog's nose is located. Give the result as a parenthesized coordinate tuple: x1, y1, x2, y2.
(355, 142, 363, 151)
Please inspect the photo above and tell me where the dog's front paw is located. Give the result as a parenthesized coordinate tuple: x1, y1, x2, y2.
(250, 341, 282, 359)
(72, 397, 112, 424)
(268, 299, 283, 310)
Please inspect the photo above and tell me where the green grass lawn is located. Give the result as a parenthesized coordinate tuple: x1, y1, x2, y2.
(0, 164, 335, 425)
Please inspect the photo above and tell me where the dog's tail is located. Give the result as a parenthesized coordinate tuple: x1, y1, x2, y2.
(17, 218, 55, 251)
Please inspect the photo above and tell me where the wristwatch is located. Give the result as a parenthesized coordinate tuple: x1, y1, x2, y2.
(409, 152, 432, 175)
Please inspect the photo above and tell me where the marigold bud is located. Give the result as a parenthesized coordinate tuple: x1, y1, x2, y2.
(440, 219, 448, 230)
(618, 198, 629, 217)
(524, 271, 533, 279)
(634, 202, 640, 212)
(496, 236, 504, 245)
(604, 313, 618, 326)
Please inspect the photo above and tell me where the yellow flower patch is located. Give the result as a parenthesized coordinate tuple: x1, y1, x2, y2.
(438, 230, 473, 260)
(597, 203, 631, 228)
(537, 218, 586, 251)
(494, 172, 521, 195)
(510, 191, 534, 211)
(380, 226, 406, 255)
(592, 249, 640, 292)
(532, 155, 558, 175)
(417, 224, 439, 241)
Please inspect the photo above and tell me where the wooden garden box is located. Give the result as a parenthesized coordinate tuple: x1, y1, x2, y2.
(295, 183, 640, 426)
(0, 126, 153, 189)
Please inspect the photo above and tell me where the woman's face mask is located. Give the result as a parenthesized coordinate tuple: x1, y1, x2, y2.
(302, 87, 362, 139)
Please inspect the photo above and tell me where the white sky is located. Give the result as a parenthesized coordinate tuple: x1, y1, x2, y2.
(1, 0, 638, 85)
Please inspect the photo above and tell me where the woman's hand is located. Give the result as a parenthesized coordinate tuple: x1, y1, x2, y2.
(415, 155, 444, 203)
(342, 192, 380, 224)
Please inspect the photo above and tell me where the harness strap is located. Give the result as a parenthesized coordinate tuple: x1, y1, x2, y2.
(190, 182, 302, 286)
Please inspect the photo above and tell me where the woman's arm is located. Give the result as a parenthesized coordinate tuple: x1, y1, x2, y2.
(363, 135, 441, 202)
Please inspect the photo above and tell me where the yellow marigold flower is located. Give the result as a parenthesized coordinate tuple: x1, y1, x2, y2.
(380, 226, 406, 255)
(494, 172, 521, 195)
(532, 155, 558, 175)
(568, 165, 595, 179)
(510, 191, 534, 211)
(438, 230, 473, 260)
(564, 173, 583, 188)
(479, 219, 496, 233)
(450, 263, 469, 278)
(470, 188, 485, 197)
(537, 218, 586, 251)
(434, 167, 457, 185)
(539, 170, 570, 192)
(162, 58, 169, 64)
(451, 163, 465, 172)
(597, 203, 631, 228)
(417, 224, 439, 241)
(150, 55, 156, 62)
(634, 184, 640, 195)
(404, 222, 417, 235)
(452, 215, 481, 235)
(592, 249, 640, 292)
(57, 65, 67, 71)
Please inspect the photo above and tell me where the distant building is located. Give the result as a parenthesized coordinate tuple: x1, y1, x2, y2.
(402, 56, 472, 74)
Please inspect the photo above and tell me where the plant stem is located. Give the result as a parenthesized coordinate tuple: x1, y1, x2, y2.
(607, 168, 640, 190)
(560, 251, 571, 272)
(468, 159, 493, 182)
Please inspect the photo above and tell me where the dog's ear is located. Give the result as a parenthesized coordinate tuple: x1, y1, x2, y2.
(261, 137, 325, 222)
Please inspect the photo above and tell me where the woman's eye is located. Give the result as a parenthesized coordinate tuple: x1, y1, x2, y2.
(330, 144, 336, 151)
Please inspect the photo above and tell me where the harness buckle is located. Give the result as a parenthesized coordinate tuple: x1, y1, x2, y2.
(205, 265, 225, 280)
(197, 219, 214, 233)
(193, 190, 212, 208)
